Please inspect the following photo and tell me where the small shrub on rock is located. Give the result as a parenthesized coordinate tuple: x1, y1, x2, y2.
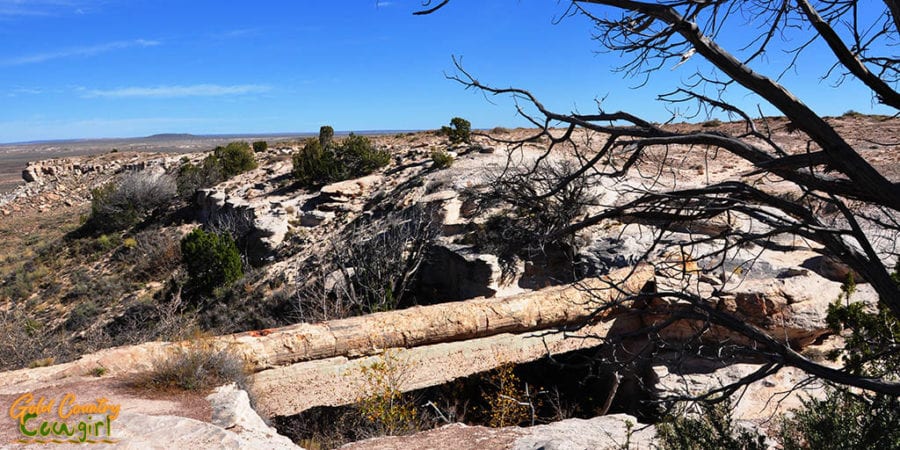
(440, 117, 472, 144)
(292, 138, 344, 186)
(339, 133, 390, 177)
(292, 128, 390, 187)
(252, 140, 268, 153)
(430, 150, 454, 169)
(176, 142, 257, 198)
(356, 350, 419, 436)
(213, 141, 258, 178)
(180, 228, 243, 295)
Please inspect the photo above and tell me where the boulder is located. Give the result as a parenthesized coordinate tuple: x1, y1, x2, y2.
(577, 235, 646, 277)
(301, 210, 335, 227)
(811, 255, 863, 283)
(320, 174, 383, 200)
(511, 414, 657, 450)
(206, 384, 299, 449)
(341, 414, 656, 450)
(249, 214, 289, 260)
(22, 166, 39, 183)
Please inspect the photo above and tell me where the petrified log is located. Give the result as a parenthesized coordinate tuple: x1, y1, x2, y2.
(249, 320, 623, 417)
(217, 264, 653, 371)
(0, 265, 652, 388)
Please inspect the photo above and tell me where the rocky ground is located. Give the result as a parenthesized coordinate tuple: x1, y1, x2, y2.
(0, 116, 895, 448)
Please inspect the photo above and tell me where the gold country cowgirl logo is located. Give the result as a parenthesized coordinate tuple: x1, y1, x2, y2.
(8, 393, 121, 444)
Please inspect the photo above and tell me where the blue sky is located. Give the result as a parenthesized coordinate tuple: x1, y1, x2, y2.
(0, 0, 893, 143)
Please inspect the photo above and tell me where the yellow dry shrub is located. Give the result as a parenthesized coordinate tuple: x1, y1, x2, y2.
(355, 350, 418, 435)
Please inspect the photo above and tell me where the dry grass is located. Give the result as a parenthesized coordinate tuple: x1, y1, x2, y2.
(131, 341, 247, 392)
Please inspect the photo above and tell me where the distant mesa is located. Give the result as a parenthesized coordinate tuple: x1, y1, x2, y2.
(144, 133, 198, 140)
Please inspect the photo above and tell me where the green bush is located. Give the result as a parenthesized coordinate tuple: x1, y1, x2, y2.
(292, 139, 344, 186)
(658, 401, 766, 450)
(441, 117, 472, 144)
(339, 133, 391, 176)
(319, 125, 335, 148)
(176, 142, 257, 198)
(825, 265, 900, 377)
(180, 228, 243, 295)
(213, 142, 258, 178)
(430, 150, 454, 169)
(777, 265, 900, 449)
(779, 388, 900, 450)
(252, 140, 268, 153)
(292, 129, 390, 187)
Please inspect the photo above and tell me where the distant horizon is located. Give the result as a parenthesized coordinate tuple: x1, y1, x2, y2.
(0, 129, 425, 146)
(2, 110, 890, 146)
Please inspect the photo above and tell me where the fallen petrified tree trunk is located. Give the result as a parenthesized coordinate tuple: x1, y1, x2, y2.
(249, 320, 625, 417)
(0, 265, 653, 389)
(216, 264, 654, 371)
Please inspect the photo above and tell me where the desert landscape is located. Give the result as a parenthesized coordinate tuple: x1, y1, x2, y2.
(1, 1, 898, 449)
(0, 114, 896, 448)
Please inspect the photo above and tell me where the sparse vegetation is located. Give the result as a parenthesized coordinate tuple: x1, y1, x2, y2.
(355, 351, 419, 436)
(440, 117, 471, 144)
(176, 156, 222, 198)
(87, 171, 176, 232)
(275, 352, 621, 448)
(775, 267, 900, 449)
(290, 206, 438, 321)
(778, 388, 900, 450)
(470, 160, 594, 277)
(430, 149, 454, 169)
(133, 342, 247, 392)
(252, 140, 268, 153)
(125, 228, 182, 281)
(657, 401, 767, 450)
(484, 363, 539, 427)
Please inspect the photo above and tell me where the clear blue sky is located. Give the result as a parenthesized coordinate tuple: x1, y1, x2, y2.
(0, 0, 892, 143)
